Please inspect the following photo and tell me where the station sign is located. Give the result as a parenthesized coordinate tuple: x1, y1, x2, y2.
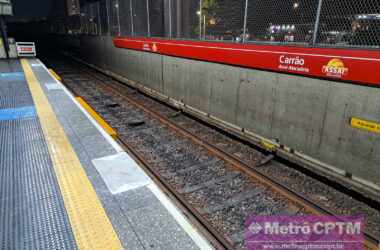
(16, 42, 36, 57)
(114, 37, 380, 87)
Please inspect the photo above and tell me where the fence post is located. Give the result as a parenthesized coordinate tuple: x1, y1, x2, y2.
(168, 0, 172, 38)
(106, 0, 111, 35)
(146, 0, 151, 37)
(312, 0, 323, 45)
(242, 0, 249, 43)
(97, 2, 102, 35)
(199, 0, 202, 40)
(130, 0, 134, 36)
(116, 0, 121, 36)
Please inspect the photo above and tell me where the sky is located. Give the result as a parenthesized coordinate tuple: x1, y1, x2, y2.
(12, 0, 54, 18)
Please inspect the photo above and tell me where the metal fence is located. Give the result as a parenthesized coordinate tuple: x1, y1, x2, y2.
(59, 0, 380, 49)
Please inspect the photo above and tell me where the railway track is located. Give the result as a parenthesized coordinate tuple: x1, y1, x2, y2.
(47, 56, 380, 250)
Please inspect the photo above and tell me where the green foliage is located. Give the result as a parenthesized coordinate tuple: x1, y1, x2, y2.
(202, 0, 218, 15)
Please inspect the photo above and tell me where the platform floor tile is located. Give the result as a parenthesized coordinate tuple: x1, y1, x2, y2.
(1, 60, 78, 249)
(32, 59, 205, 249)
(32, 60, 145, 249)
(0, 118, 77, 250)
(22, 59, 123, 249)
(116, 187, 200, 250)
(0, 73, 33, 108)
(0, 59, 21, 73)
(0, 94, 34, 109)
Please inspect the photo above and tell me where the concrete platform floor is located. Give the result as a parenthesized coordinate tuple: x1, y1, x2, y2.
(0, 58, 212, 250)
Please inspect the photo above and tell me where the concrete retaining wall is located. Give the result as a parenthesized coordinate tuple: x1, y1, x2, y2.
(58, 35, 380, 188)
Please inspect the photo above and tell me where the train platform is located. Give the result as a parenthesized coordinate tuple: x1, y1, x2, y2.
(0, 58, 212, 249)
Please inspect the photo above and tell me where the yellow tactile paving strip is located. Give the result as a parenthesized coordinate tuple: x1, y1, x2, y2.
(21, 59, 123, 250)
(75, 97, 118, 139)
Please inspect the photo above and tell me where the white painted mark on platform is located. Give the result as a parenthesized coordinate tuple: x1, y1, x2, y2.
(31, 63, 43, 67)
(92, 152, 151, 194)
(45, 83, 62, 90)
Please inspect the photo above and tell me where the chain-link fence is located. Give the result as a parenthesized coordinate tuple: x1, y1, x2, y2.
(246, 0, 319, 44)
(58, 0, 380, 49)
(107, 0, 118, 36)
(119, 0, 132, 36)
(202, 0, 246, 42)
(131, 0, 149, 36)
(80, 4, 89, 34)
(171, 0, 200, 39)
(88, 2, 99, 35)
(99, 0, 109, 35)
(148, 0, 167, 37)
(317, 0, 380, 48)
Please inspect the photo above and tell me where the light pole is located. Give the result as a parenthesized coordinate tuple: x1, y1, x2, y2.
(243, 0, 249, 43)
(199, 0, 202, 39)
(312, 0, 323, 45)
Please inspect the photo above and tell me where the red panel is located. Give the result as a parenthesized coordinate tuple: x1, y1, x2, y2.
(114, 37, 380, 86)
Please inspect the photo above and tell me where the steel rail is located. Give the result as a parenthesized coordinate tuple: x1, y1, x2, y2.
(115, 137, 233, 250)
(59, 69, 232, 249)
(94, 75, 380, 250)
(65, 64, 380, 250)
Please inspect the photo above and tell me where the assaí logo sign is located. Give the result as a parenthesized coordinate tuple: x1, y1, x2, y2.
(322, 58, 349, 78)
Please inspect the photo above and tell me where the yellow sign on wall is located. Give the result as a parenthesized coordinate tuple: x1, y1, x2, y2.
(350, 117, 380, 134)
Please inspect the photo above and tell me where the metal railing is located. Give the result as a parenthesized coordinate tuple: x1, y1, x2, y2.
(58, 0, 380, 49)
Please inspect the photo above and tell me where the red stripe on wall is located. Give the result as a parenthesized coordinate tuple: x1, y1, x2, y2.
(114, 37, 380, 86)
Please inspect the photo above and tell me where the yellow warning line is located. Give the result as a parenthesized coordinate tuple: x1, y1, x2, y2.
(75, 97, 118, 139)
(49, 68, 62, 82)
(21, 59, 123, 250)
